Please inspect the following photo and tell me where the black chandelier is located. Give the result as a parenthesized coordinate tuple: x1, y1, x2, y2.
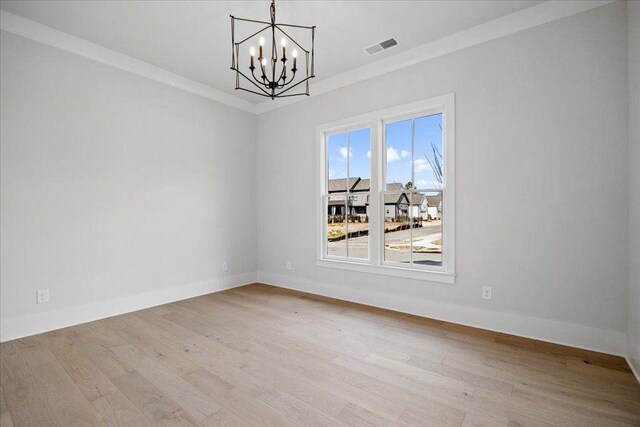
(230, 0, 315, 99)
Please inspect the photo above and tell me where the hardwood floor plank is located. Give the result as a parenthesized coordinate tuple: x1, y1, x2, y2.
(43, 333, 120, 401)
(111, 371, 198, 426)
(0, 385, 15, 427)
(336, 402, 396, 427)
(110, 343, 220, 422)
(91, 391, 151, 427)
(3, 373, 61, 425)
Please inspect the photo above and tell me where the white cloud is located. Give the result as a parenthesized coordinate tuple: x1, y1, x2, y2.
(400, 150, 410, 158)
(414, 158, 431, 172)
(339, 147, 351, 159)
(366, 150, 371, 159)
(387, 147, 400, 162)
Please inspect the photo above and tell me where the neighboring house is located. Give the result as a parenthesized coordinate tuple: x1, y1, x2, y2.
(328, 177, 369, 220)
(409, 193, 429, 220)
(328, 178, 440, 221)
(426, 194, 442, 220)
(384, 192, 409, 220)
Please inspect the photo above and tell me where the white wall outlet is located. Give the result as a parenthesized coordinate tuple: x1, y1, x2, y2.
(482, 286, 492, 300)
(221, 261, 228, 272)
(36, 289, 49, 304)
(286, 261, 292, 271)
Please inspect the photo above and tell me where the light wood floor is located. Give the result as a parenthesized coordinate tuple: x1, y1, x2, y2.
(1, 284, 639, 426)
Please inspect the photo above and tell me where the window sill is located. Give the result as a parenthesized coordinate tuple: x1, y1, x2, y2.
(316, 258, 455, 284)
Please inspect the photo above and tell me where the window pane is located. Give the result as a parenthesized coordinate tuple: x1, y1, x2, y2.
(328, 132, 348, 193)
(411, 191, 442, 267)
(414, 114, 444, 189)
(327, 195, 346, 257)
(383, 192, 411, 264)
(348, 128, 371, 181)
(347, 193, 369, 259)
(385, 120, 412, 190)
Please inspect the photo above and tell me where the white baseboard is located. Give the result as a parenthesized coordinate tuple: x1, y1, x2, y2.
(627, 334, 640, 384)
(257, 271, 627, 357)
(0, 272, 257, 343)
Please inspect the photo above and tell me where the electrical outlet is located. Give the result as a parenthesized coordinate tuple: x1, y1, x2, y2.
(482, 286, 492, 300)
(221, 261, 228, 272)
(286, 261, 292, 271)
(36, 289, 49, 304)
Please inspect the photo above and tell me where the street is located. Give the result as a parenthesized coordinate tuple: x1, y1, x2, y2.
(328, 221, 442, 266)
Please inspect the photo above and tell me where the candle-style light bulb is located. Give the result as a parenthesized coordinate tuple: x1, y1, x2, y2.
(260, 57, 267, 78)
(281, 38, 287, 47)
(292, 49, 298, 69)
(249, 46, 256, 57)
(292, 49, 298, 58)
(259, 37, 265, 46)
(281, 37, 287, 58)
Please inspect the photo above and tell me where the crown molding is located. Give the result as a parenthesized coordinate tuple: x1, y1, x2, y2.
(253, 0, 616, 115)
(1, 1, 615, 116)
(0, 10, 259, 114)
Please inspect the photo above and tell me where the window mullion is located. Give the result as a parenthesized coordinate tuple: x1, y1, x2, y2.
(410, 118, 415, 265)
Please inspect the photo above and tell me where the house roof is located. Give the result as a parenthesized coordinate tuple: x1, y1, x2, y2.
(426, 194, 442, 207)
(410, 193, 426, 205)
(328, 179, 410, 193)
(328, 179, 433, 207)
(386, 182, 404, 192)
(352, 178, 370, 192)
(328, 177, 359, 193)
(384, 193, 408, 205)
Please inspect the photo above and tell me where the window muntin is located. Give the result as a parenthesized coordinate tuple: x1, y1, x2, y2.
(324, 127, 371, 260)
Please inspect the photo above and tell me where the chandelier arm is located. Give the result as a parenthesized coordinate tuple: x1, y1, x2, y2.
(270, 91, 310, 98)
(235, 68, 272, 95)
(275, 25, 310, 54)
(230, 17, 235, 69)
(250, 68, 270, 88)
(236, 24, 271, 46)
(278, 69, 298, 88)
(275, 75, 311, 97)
(311, 26, 315, 77)
(231, 16, 272, 26)
(275, 22, 315, 30)
(275, 61, 288, 84)
(235, 86, 273, 98)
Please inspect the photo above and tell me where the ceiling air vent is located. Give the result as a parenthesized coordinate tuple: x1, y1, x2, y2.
(364, 37, 399, 56)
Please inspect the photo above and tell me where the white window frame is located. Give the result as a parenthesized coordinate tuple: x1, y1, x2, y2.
(316, 94, 455, 284)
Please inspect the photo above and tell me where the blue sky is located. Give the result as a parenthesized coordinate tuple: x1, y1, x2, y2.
(328, 113, 443, 190)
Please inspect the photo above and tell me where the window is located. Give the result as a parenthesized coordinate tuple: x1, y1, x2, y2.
(317, 94, 455, 283)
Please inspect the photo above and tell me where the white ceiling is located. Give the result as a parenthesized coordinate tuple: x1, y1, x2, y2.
(0, 0, 543, 104)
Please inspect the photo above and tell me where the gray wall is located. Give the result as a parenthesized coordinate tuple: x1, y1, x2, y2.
(628, 0, 640, 371)
(0, 31, 257, 329)
(256, 3, 629, 341)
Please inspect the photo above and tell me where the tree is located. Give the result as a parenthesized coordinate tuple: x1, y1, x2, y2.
(405, 181, 413, 189)
(424, 141, 443, 184)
